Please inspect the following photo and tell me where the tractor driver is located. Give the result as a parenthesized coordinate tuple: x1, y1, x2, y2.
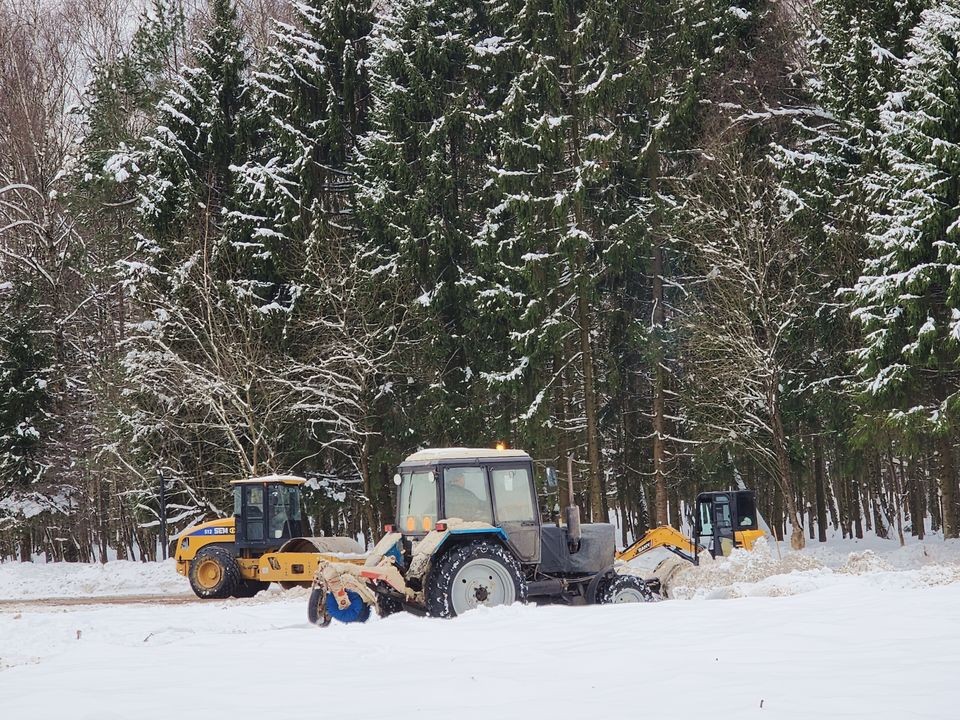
(444, 470, 489, 521)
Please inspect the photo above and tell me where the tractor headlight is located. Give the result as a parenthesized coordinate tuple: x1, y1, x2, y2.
(180, 538, 189, 550)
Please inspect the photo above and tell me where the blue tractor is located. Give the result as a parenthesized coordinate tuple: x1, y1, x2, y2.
(308, 448, 654, 625)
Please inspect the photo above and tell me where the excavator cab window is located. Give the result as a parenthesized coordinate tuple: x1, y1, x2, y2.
(734, 492, 758, 529)
(698, 500, 713, 538)
(696, 493, 736, 558)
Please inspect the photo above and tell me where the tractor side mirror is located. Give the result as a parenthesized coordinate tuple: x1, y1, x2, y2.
(393, 473, 402, 486)
(545, 467, 558, 490)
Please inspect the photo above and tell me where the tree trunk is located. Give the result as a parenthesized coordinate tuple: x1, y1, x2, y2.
(362, 439, 376, 547)
(910, 460, 925, 540)
(771, 479, 783, 541)
(553, 346, 572, 525)
(852, 478, 864, 539)
(939, 436, 958, 539)
(576, 271, 603, 523)
(813, 436, 828, 542)
(647, 153, 669, 528)
(928, 452, 941, 533)
(869, 455, 888, 539)
(860, 476, 873, 533)
(652, 241, 669, 528)
(769, 393, 804, 549)
(825, 450, 840, 531)
(96, 473, 108, 564)
(887, 447, 905, 547)
(19, 529, 31, 562)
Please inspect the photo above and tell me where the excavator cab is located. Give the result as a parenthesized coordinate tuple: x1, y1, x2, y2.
(694, 490, 759, 559)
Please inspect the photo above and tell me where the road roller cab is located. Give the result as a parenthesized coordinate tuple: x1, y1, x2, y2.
(233, 476, 305, 550)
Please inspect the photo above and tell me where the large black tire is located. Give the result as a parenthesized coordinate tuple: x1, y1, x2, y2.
(307, 587, 331, 626)
(188, 546, 241, 599)
(233, 580, 269, 598)
(598, 573, 657, 604)
(425, 540, 527, 618)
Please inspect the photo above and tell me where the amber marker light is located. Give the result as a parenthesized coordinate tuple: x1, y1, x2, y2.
(495, 441, 507, 451)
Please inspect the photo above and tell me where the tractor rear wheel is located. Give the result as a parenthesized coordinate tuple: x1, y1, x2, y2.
(188, 546, 241, 599)
(598, 573, 657, 604)
(425, 540, 527, 618)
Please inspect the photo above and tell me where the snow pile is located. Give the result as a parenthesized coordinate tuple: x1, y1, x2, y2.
(667, 537, 828, 599)
(916, 564, 960, 587)
(836, 549, 893, 575)
(664, 536, 960, 600)
(0, 559, 186, 600)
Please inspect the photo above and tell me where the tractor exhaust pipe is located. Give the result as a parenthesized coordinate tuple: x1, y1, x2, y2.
(565, 455, 581, 553)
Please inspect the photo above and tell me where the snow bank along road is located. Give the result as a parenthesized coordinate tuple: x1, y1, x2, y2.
(1, 540, 958, 720)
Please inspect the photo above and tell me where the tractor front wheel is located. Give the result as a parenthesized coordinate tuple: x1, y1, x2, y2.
(188, 546, 241, 599)
(598, 573, 657, 604)
(426, 540, 527, 618)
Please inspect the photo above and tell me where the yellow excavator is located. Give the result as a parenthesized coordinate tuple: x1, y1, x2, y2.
(616, 490, 765, 593)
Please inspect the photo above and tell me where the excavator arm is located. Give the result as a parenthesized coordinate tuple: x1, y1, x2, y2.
(615, 525, 700, 564)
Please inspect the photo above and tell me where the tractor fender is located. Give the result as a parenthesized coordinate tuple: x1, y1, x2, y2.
(434, 527, 509, 555)
(277, 536, 365, 555)
(406, 522, 509, 581)
(586, 565, 615, 604)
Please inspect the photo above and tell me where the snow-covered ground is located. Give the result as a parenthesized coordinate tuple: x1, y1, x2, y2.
(1, 535, 958, 719)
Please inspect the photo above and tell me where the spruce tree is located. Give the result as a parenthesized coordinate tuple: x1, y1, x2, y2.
(355, 0, 508, 447)
(0, 308, 50, 487)
(229, 0, 373, 279)
(481, 0, 755, 521)
(851, 3, 960, 536)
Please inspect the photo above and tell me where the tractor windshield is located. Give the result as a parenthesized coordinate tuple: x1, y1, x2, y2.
(398, 470, 438, 533)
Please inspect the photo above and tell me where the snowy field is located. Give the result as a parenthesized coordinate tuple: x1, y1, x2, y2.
(1, 535, 958, 720)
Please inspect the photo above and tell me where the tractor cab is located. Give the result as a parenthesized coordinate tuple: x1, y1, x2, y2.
(393, 448, 542, 563)
(232, 475, 305, 552)
(694, 490, 761, 559)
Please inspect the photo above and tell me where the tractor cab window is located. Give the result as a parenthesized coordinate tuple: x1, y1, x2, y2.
(443, 467, 493, 524)
(399, 470, 438, 533)
(491, 467, 535, 522)
(268, 485, 301, 539)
